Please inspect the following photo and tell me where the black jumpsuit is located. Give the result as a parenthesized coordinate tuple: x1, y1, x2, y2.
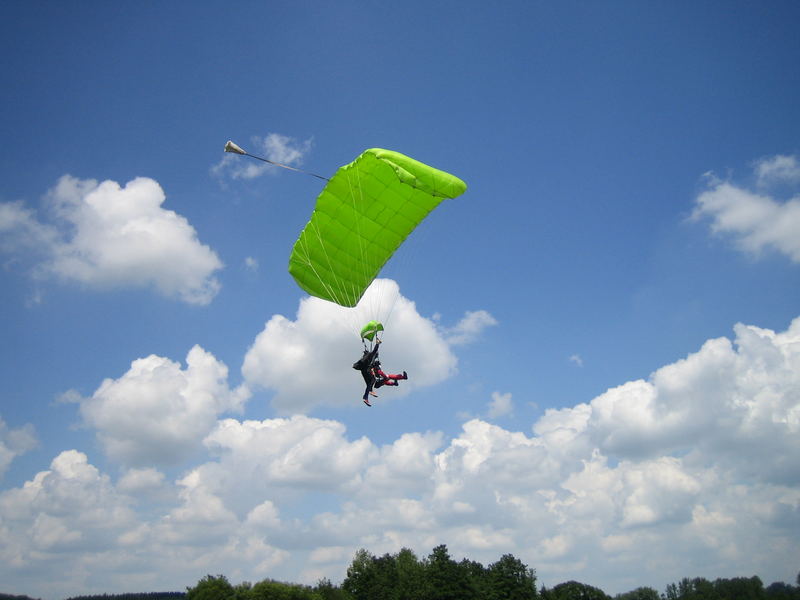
(358, 345, 380, 401)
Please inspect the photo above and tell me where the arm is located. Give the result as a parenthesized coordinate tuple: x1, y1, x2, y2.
(364, 340, 381, 364)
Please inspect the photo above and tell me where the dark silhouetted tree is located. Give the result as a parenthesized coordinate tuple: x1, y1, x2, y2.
(313, 578, 349, 600)
(395, 547, 426, 600)
(486, 553, 537, 600)
(766, 582, 799, 600)
(543, 580, 611, 600)
(186, 575, 235, 600)
(248, 578, 320, 599)
(423, 544, 476, 600)
(342, 549, 379, 600)
(616, 587, 660, 600)
(714, 577, 766, 600)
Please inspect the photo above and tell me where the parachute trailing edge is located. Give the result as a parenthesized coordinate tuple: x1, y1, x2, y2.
(288, 148, 467, 308)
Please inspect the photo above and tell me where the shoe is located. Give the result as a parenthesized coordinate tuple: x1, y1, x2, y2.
(363, 398, 371, 407)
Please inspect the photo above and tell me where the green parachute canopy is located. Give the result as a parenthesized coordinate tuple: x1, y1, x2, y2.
(288, 149, 467, 307)
(360, 320, 384, 342)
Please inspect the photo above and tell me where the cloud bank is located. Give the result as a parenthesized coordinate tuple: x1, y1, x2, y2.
(1, 315, 798, 599)
(0, 175, 223, 304)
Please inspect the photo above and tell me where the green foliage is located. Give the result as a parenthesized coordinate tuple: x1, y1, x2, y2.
(185, 576, 321, 600)
(715, 577, 766, 600)
(342, 548, 378, 600)
(248, 578, 321, 600)
(340, 544, 537, 600)
(486, 553, 538, 600)
(615, 587, 661, 600)
(127, 555, 800, 600)
(313, 579, 350, 600)
(64, 593, 185, 600)
(8, 554, 800, 600)
(766, 582, 800, 600)
(186, 575, 235, 600)
(460, 559, 489, 599)
(395, 548, 426, 600)
(665, 578, 717, 600)
(342, 546, 424, 600)
(543, 580, 612, 600)
(424, 544, 476, 600)
(660, 574, 800, 600)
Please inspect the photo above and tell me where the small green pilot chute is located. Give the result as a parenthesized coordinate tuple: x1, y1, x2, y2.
(288, 149, 467, 307)
(360, 320, 384, 342)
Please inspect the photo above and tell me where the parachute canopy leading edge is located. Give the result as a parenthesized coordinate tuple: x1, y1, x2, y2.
(288, 148, 467, 308)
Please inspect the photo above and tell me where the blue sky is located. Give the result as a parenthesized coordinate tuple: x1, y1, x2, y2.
(1, 1, 799, 598)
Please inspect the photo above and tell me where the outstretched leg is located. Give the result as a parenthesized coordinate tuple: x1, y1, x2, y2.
(384, 372, 407, 381)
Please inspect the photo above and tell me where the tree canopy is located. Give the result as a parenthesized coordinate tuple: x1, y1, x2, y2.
(9, 552, 798, 600)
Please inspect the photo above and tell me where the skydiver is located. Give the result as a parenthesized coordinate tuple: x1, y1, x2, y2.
(354, 339, 382, 406)
(372, 360, 408, 391)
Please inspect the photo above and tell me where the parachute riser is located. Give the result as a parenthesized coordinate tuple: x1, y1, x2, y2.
(224, 140, 329, 181)
(362, 334, 382, 352)
(243, 152, 329, 181)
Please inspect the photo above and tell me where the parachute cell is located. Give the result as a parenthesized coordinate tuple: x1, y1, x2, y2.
(288, 149, 467, 307)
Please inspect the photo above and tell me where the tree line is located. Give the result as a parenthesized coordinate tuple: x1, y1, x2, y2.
(2, 546, 798, 600)
(182, 545, 798, 600)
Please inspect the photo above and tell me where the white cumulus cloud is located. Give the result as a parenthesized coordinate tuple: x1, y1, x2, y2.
(755, 154, 800, 188)
(0, 450, 136, 582)
(244, 256, 259, 271)
(80, 345, 250, 466)
(242, 279, 476, 413)
(0, 417, 37, 481)
(693, 155, 800, 263)
(487, 391, 514, 418)
(0, 175, 223, 304)
(443, 310, 498, 345)
(203, 415, 375, 496)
